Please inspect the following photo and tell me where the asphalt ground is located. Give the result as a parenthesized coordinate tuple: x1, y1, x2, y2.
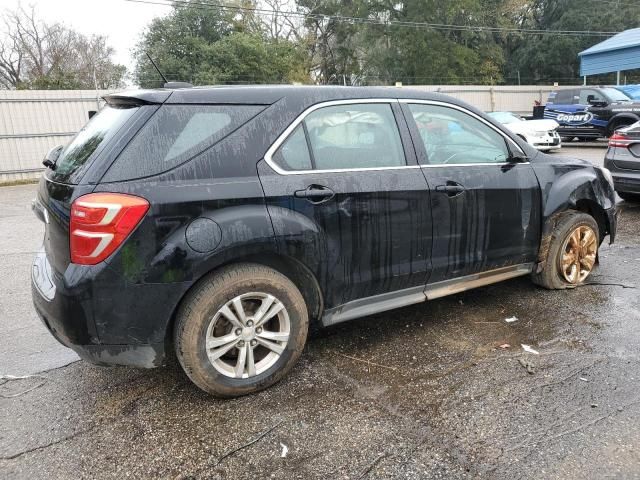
(2, 144, 640, 479)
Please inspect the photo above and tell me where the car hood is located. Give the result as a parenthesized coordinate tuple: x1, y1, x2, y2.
(505, 119, 559, 135)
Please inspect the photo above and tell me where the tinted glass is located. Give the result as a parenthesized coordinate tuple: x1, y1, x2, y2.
(272, 125, 312, 171)
(103, 105, 263, 181)
(552, 90, 574, 104)
(600, 87, 631, 102)
(52, 105, 138, 183)
(304, 103, 406, 170)
(579, 89, 605, 104)
(408, 104, 510, 165)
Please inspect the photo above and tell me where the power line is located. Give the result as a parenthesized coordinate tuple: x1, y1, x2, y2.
(124, 0, 621, 37)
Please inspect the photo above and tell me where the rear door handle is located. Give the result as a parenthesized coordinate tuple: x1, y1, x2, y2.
(435, 182, 466, 197)
(294, 185, 335, 203)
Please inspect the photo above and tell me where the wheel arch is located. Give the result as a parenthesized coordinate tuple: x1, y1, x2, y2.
(164, 251, 324, 347)
(536, 168, 613, 271)
(607, 113, 640, 136)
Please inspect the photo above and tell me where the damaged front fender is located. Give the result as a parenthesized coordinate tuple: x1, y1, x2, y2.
(532, 154, 618, 272)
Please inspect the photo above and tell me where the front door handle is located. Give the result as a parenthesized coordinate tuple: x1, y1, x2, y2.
(435, 182, 465, 197)
(294, 185, 335, 203)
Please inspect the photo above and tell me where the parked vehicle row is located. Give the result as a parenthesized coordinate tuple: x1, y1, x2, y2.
(32, 86, 617, 397)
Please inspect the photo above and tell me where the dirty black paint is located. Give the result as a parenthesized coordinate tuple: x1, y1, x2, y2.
(31, 86, 617, 368)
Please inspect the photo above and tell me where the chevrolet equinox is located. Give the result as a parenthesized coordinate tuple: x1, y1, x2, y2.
(31, 86, 617, 397)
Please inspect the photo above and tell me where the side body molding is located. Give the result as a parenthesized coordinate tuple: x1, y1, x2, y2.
(322, 264, 534, 326)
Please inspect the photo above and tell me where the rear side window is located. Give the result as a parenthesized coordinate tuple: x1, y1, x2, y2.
(551, 90, 574, 105)
(272, 125, 312, 171)
(51, 105, 138, 184)
(103, 105, 263, 181)
(271, 103, 406, 171)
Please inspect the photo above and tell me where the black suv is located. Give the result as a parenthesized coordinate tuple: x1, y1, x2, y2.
(32, 86, 617, 397)
(545, 87, 640, 139)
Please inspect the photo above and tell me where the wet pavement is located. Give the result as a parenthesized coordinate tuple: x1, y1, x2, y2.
(2, 145, 640, 479)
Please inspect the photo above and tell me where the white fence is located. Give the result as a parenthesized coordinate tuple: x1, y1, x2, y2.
(412, 85, 559, 115)
(0, 90, 110, 183)
(0, 86, 567, 183)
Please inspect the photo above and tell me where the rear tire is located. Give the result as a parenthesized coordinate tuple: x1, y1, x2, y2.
(531, 212, 599, 290)
(174, 263, 308, 397)
(608, 121, 633, 137)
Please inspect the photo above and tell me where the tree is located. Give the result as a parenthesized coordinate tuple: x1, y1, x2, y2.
(134, 0, 309, 87)
(505, 0, 640, 84)
(0, 6, 126, 89)
(295, 0, 506, 85)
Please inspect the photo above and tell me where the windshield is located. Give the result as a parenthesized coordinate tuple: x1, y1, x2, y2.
(601, 88, 632, 102)
(487, 112, 522, 124)
(51, 105, 138, 183)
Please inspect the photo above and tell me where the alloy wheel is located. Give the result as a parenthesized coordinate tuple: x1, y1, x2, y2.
(559, 225, 597, 284)
(205, 292, 290, 378)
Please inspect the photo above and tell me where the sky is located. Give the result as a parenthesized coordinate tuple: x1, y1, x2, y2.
(2, 0, 171, 71)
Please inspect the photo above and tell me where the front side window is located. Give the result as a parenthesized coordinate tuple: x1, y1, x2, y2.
(579, 89, 606, 105)
(271, 103, 406, 171)
(408, 104, 510, 165)
(103, 104, 263, 181)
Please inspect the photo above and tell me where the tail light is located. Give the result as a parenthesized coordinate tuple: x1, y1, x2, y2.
(70, 193, 149, 265)
(609, 132, 632, 148)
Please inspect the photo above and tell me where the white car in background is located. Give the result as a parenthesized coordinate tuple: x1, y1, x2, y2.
(488, 111, 561, 151)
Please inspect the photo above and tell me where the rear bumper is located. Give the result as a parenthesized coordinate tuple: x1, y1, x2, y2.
(605, 156, 640, 194)
(31, 248, 189, 368)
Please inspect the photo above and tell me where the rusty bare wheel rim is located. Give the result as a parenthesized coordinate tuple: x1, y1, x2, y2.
(559, 225, 597, 284)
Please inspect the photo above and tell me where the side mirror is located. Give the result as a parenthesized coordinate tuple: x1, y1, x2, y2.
(588, 99, 607, 107)
(510, 151, 528, 163)
(42, 145, 64, 169)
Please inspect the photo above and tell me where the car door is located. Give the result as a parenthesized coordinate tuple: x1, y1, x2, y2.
(401, 100, 541, 288)
(257, 100, 433, 317)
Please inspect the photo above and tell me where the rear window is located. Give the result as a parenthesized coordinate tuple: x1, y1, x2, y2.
(51, 105, 138, 184)
(102, 105, 263, 181)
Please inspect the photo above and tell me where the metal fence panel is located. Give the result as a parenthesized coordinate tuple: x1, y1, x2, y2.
(0, 90, 109, 183)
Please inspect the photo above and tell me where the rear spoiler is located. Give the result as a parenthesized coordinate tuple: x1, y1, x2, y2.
(103, 89, 172, 107)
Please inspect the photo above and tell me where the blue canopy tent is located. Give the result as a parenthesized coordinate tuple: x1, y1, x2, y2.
(579, 28, 640, 85)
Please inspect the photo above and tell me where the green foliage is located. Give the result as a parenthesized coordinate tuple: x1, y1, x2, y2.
(135, 2, 309, 87)
(506, 0, 640, 84)
(133, 0, 640, 87)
